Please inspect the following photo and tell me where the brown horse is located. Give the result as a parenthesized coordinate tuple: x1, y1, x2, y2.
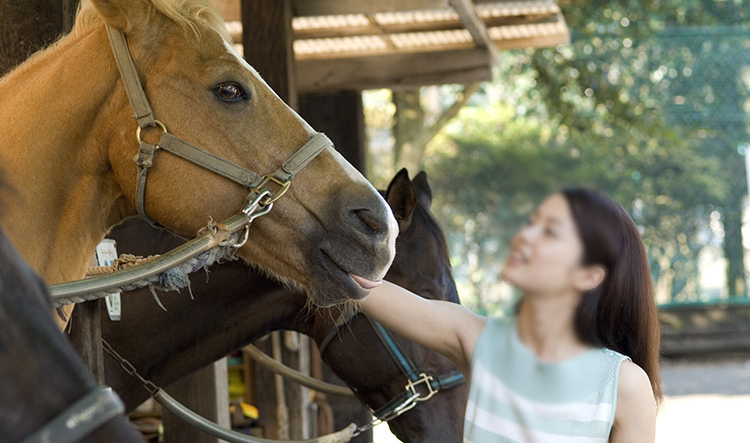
(0, 0, 396, 329)
(86, 170, 467, 442)
(0, 193, 142, 441)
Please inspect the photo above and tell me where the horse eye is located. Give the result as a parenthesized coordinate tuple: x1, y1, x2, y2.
(214, 82, 247, 102)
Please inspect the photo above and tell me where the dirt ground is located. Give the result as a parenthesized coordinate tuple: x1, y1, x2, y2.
(374, 355, 750, 442)
(657, 356, 750, 442)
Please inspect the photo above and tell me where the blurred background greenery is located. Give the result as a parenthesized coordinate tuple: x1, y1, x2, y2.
(363, 0, 750, 315)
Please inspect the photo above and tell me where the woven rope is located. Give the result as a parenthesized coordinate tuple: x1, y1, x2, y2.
(61, 220, 240, 305)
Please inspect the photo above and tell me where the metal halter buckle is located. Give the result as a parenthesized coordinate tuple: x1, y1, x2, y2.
(252, 174, 291, 206)
(406, 373, 437, 402)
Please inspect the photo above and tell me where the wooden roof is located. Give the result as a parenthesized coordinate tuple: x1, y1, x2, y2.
(214, 0, 569, 92)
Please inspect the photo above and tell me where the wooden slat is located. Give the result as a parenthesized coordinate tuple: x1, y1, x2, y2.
(289, 13, 560, 40)
(292, 0, 448, 17)
(297, 48, 492, 93)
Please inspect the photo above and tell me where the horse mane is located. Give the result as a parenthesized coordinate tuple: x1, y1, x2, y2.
(73, 0, 231, 43)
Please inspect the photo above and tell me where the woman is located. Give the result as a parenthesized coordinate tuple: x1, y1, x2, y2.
(357, 188, 661, 442)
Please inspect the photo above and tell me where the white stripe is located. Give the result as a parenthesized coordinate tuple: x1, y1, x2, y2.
(472, 362, 613, 423)
(465, 400, 608, 443)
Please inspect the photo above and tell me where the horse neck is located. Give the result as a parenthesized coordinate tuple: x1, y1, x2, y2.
(101, 261, 309, 410)
(0, 26, 131, 284)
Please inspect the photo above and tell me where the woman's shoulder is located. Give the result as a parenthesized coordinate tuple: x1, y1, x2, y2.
(615, 360, 656, 422)
(617, 360, 654, 402)
(612, 360, 657, 440)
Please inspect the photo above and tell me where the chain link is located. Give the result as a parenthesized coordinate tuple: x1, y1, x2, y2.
(101, 338, 160, 396)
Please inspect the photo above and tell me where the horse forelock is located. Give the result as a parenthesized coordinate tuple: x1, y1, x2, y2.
(75, 0, 231, 43)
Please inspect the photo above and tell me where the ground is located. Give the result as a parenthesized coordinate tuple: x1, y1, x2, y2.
(373, 355, 750, 442)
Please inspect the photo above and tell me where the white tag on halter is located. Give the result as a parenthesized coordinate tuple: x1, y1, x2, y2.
(95, 239, 122, 321)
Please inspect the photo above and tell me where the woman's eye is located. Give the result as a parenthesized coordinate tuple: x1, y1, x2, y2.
(545, 228, 557, 237)
(214, 82, 247, 102)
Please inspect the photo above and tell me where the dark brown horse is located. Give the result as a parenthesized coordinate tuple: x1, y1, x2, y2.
(0, 211, 142, 441)
(87, 170, 467, 442)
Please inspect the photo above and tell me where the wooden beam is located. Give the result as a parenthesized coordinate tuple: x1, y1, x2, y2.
(242, 0, 298, 108)
(297, 48, 492, 93)
(449, 0, 500, 65)
(292, 0, 447, 17)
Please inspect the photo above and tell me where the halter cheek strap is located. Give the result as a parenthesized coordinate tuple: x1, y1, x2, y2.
(105, 25, 332, 227)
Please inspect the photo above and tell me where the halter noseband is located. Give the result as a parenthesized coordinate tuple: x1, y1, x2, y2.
(319, 313, 466, 432)
(106, 25, 331, 227)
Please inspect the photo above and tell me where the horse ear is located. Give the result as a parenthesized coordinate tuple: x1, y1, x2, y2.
(385, 168, 417, 229)
(412, 171, 433, 209)
(89, 0, 152, 32)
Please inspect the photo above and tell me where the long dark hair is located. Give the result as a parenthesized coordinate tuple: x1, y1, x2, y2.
(562, 188, 662, 403)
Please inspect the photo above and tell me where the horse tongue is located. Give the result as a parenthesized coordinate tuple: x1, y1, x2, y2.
(349, 273, 383, 290)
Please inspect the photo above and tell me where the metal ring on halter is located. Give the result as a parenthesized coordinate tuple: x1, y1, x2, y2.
(136, 119, 168, 143)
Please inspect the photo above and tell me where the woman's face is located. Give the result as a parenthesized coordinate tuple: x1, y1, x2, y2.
(500, 193, 589, 296)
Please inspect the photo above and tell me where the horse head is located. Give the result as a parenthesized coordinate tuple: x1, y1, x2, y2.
(0, 0, 397, 310)
(313, 169, 467, 442)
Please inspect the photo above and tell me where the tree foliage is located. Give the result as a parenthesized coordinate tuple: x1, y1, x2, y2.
(417, 0, 749, 313)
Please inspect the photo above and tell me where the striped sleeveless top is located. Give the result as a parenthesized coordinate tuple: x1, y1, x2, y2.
(464, 316, 629, 443)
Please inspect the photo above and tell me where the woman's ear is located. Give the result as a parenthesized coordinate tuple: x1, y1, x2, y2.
(574, 265, 606, 292)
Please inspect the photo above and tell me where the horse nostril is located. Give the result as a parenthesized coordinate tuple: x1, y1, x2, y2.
(352, 208, 386, 236)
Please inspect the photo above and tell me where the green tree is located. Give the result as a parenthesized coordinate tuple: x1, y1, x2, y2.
(415, 0, 748, 312)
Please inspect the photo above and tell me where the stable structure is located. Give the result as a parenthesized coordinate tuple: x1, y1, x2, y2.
(216, 0, 569, 92)
(0, 0, 569, 442)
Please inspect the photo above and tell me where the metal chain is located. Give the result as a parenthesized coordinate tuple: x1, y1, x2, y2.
(101, 338, 160, 396)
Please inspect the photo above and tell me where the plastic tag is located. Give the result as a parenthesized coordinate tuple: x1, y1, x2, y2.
(95, 239, 121, 321)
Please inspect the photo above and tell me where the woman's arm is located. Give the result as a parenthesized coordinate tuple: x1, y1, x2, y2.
(360, 280, 486, 374)
(610, 360, 657, 443)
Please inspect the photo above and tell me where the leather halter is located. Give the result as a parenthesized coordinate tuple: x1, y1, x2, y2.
(21, 387, 125, 443)
(105, 25, 332, 227)
(319, 313, 465, 426)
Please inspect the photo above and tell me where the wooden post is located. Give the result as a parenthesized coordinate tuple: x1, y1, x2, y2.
(242, 0, 297, 109)
(0, 0, 78, 76)
(70, 300, 106, 384)
(162, 359, 231, 443)
(299, 91, 367, 170)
